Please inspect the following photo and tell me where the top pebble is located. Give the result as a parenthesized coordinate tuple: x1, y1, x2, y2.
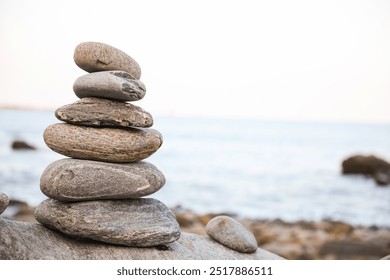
(74, 42, 141, 79)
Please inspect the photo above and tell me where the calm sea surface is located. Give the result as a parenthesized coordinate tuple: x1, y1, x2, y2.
(1, 109, 389, 226)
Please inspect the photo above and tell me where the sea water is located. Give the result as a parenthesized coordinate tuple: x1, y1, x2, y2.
(0, 109, 389, 227)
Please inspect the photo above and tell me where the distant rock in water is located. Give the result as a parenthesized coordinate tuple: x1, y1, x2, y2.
(342, 155, 390, 186)
(206, 215, 258, 253)
(11, 140, 36, 150)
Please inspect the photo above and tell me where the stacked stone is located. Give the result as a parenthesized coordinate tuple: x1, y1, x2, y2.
(34, 42, 180, 247)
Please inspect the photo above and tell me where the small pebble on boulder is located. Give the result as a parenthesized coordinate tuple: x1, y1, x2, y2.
(206, 215, 258, 253)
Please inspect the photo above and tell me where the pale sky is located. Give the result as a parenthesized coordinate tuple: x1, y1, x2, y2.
(1, 0, 389, 123)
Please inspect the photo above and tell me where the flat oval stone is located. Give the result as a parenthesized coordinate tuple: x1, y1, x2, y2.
(35, 198, 181, 247)
(43, 123, 162, 163)
(206, 216, 258, 253)
(73, 71, 146, 101)
(74, 42, 141, 79)
(0, 192, 9, 215)
(55, 97, 153, 128)
(40, 159, 165, 201)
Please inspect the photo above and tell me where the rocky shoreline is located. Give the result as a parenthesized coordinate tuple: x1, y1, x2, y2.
(173, 208, 390, 260)
(2, 199, 389, 260)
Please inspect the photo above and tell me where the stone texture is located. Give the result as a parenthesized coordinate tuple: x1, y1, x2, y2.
(0, 218, 283, 259)
(0, 192, 9, 215)
(40, 159, 165, 201)
(74, 42, 141, 79)
(43, 123, 162, 163)
(206, 215, 258, 253)
(35, 198, 180, 247)
(73, 71, 146, 101)
(55, 97, 153, 128)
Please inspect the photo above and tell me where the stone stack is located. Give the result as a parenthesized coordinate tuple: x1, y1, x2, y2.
(35, 42, 180, 247)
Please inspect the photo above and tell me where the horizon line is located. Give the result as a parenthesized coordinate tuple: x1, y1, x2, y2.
(1, 104, 389, 126)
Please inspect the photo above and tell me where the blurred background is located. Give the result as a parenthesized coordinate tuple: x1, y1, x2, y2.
(1, 0, 389, 259)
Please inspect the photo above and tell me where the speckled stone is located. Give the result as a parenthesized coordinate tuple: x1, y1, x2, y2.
(43, 123, 162, 163)
(35, 198, 181, 247)
(73, 71, 146, 101)
(0, 193, 9, 215)
(74, 42, 141, 79)
(206, 216, 258, 253)
(55, 97, 153, 128)
(40, 159, 165, 201)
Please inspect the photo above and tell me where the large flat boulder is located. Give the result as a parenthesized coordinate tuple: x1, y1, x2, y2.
(0, 218, 283, 260)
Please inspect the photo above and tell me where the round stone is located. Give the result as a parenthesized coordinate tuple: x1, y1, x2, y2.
(0, 192, 9, 215)
(40, 159, 165, 201)
(74, 42, 141, 79)
(73, 71, 146, 101)
(43, 123, 162, 163)
(35, 198, 181, 247)
(55, 97, 153, 128)
(206, 216, 258, 253)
